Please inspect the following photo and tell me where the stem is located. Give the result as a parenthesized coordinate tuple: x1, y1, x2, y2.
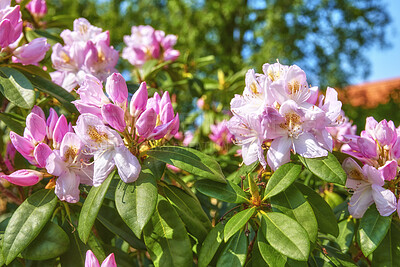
(218, 205, 241, 222)
(0, 184, 22, 205)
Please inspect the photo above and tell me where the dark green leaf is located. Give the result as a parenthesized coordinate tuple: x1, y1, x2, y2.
(358, 205, 391, 256)
(2, 189, 57, 264)
(198, 222, 225, 267)
(78, 170, 115, 243)
(257, 232, 287, 266)
(17, 69, 77, 113)
(260, 211, 310, 261)
(271, 185, 318, 242)
(0, 112, 25, 135)
(319, 245, 358, 267)
(146, 146, 226, 183)
(0, 67, 35, 109)
(143, 156, 166, 180)
(264, 163, 302, 199)
(143, 196, 193, 267)
(216, 230, 248, 267)
(298, 152, 346, 185)
(163, 184, 211, 243)
(10, 63, 51, 80)
(224, 207, 255, 242)
(22, 221, 69, 260)
(60, 221, 88, 267)
(372, 220, 400, 266)
(295, 183, 339, 237)
(333, 218, 355, 253)
(115, 168, 158, 238)
(97, 206, 146, 250)
(25, 29, 64, 44)
(195, 180, 249, 203)
(87, 232, 106, 263)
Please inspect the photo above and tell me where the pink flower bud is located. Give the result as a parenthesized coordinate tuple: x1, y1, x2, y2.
(26, 113, 47, 142)
(13, 37, 50, 65)
(100, 253, 117, 267)
(160, 102, 174, 124)
(10, 131, 35, 160)
(53, 115, 68, 147)
(129, 82, 148, 117)
(146, 92, 161, 114)
(46, 108, 59, 139)
(26, 0, 47, 18)
(106, 73, 128, 105)
(101, 104, 126, 132)
(136, 108, 157, 138)
(0, 5, 23, 48)
(2, 169, 43, 186)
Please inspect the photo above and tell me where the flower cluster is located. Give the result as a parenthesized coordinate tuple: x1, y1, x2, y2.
(227, 62, 343, 170)
(122, 25, 180, 68)
(2, 72, 179, 203)
(51, 18, 119, 92)
(342, 117, 400, 218)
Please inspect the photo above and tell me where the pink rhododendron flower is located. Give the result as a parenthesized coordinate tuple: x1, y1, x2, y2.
(85, 250, 116, 267)
(209, 120, 233, 148)
(227, 62, 342, 170)
(74, 113, 141, 186)
(46, 132, 93, 203)
(122, 25, 180, 68)
(343, 158, 397, 218)
(343, 117, 400, 168)
(13, 37, 50, 65)
(51, 18, 119, 91)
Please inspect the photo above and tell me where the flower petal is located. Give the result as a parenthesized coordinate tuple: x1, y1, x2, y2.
(114, 146, 141, 183)
(371, 184, 397, 217)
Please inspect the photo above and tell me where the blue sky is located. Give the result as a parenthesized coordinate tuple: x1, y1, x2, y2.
(357, 0, 400, 84)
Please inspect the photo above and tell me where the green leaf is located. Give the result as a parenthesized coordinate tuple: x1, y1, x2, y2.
(224, 207, 255, 242)
(358, 205, 391, 256)
(263, 163, 302, 200)
(0, 112, 25, 135)
(143, 196, 193, 267)
(60, 221, 88, 267)
(17, 69, 77, 113)
(115, 168, 158, 238)
(198, 222, 225, 267)
(372, 220, 400, 266)
(97, 206, 146, 250)
(319, 245, 358, 267)
(78, 170, 115, 243)
(143, 156, 166, 180)
(333, 218, 355, 253)
(257, 232, 287, 266)
(162, 184, 211, 243)
(0, 67, 35, 109)
(298, 152, 346, 185)
(295, 183, 339, 237)
(10, 63, 51, 80)
(146, 146, 226, 183)
(25, 29, 64, 45)
(271, 185, 318, 242)
(217, 229, 248, 267)
(195, 180, 249, 203)
(2, 189, 57, 264)
(22, 221, 69, 260)
(87, 232, 106, 263)
(260, 211, 310, 261)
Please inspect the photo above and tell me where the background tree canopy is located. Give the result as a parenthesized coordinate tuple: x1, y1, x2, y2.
(47, 0, 390, 88)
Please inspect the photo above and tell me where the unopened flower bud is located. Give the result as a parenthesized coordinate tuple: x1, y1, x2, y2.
(2, 169, 43, 186)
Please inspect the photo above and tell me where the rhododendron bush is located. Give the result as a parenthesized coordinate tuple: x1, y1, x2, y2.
(0, 0, 400, 266)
